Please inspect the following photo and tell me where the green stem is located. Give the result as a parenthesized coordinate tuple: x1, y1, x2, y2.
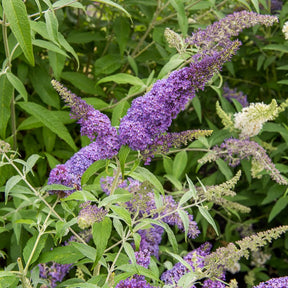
(17, 258, 32, 288)
(109, 158, 122, 196)
(3, 153, 87, 245)
(2, 13, 17, 149)
(23, 199, 58, 275)
(104, 229, 131, 284)
(2, 14, 11, 68)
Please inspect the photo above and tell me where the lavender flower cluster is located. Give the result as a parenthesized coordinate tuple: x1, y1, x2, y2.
(200, 138, 287, 185)
(186, 10, 278, 51)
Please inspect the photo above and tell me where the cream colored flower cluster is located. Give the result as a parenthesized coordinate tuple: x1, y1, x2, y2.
(233, 100, 278, 138)
(282, 21, 288, 40)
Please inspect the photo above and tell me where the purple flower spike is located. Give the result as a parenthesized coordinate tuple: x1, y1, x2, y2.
(115, 278, 158, 288)
(186, 11, 278, 50)
(119, 41, 240, 152)
(253, 276, 288, 288)
(51, 80, 118, 142)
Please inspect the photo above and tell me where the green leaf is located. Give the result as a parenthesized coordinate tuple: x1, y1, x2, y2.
(52, 0, 85, 9)
(30, 20, 50, 40)
(278, 80, 288, 85)
(123, 242, 136, 265)
(164, 174, 182, 190)
(185, 175, 198, 200)
(57, 33, 79, 69)
(277, 65, 288, 70)
(23, 234, 48, 266)
(118, 145, 130, 178)
(2, 0, 34, 65)
(29, 66, 60, 108)
(48, 51, 66, 80)
(81, 160, 106, 186)
(251, 0, 260, 13)
(173, 151, 187, 180)
(216, 158, 233, 180)
(263, 44, 288, 53)
(177, 271, 199, 288)
(158, 54, 189, 79)
(93, 217, 112, 264)
(179, 185, 195, 208)
(0, 272, 18, 287)
(44, 152, 60, 169)
(71, 242, 97, 261)
(145, 219, 178, 252)
(43, 126, 56, 153)
(113, 17, 130, 56)
(127, 55, 138, 76)
(44, 9, 59, 44)
(99, 193, 132, 207)
(113, 218, 124, 237)
(198, 206, 219, 236)
(110, 205, 132, 226)
(133, 233, 141, 251)
(268, 197, 288, 222)
(96, 0, 131, 19)
(191, 95, 202, 123)
(6, 72, 27, 101)
(41, 184, 74, 192)
(94, 55, 122, 76)
(32, 39, 68, 57)
(164, 250, 193, 271)
(62, 190, 97, 202)
(61, 72, 97, 94)
(17, 102, 77, 151)
(97, 73, 144, 86)
(0, 75, 13, 139)
(5, 175, 21, 204)
(25, 154, 41, 175)
(38, 245, 84, 264)
(163, 157, 173, 175)
(169, 0, 188, 36)
(111, 100, 129, 126)
(133, 167, 164, 194)
(178, 209, 189, 241)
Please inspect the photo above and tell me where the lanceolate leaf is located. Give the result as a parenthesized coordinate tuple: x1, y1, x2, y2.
(6, 72, 28, 101)
(0, 75, 13, 139)
(97, 73, 144, 86)
(268, 196, 288, 222)
(17, 102, 77, 151)
(96, 0, 131, 19)
(169, 0, 188, 36)
(198, 206, 219, 236)
(2, 0, 34, 65)
(93, 217, 112, 265)
(133, 167, 164, 194)
(5, 175, 21, 204)
(23, 234, 48, 266)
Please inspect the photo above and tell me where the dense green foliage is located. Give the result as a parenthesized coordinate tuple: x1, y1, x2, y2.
(1, 0, 288, 287)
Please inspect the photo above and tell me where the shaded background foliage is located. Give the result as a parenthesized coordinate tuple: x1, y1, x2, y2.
(1, 0, 288, 287)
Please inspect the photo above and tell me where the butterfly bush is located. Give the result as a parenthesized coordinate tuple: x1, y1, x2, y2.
(41, 10, 286, 287)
